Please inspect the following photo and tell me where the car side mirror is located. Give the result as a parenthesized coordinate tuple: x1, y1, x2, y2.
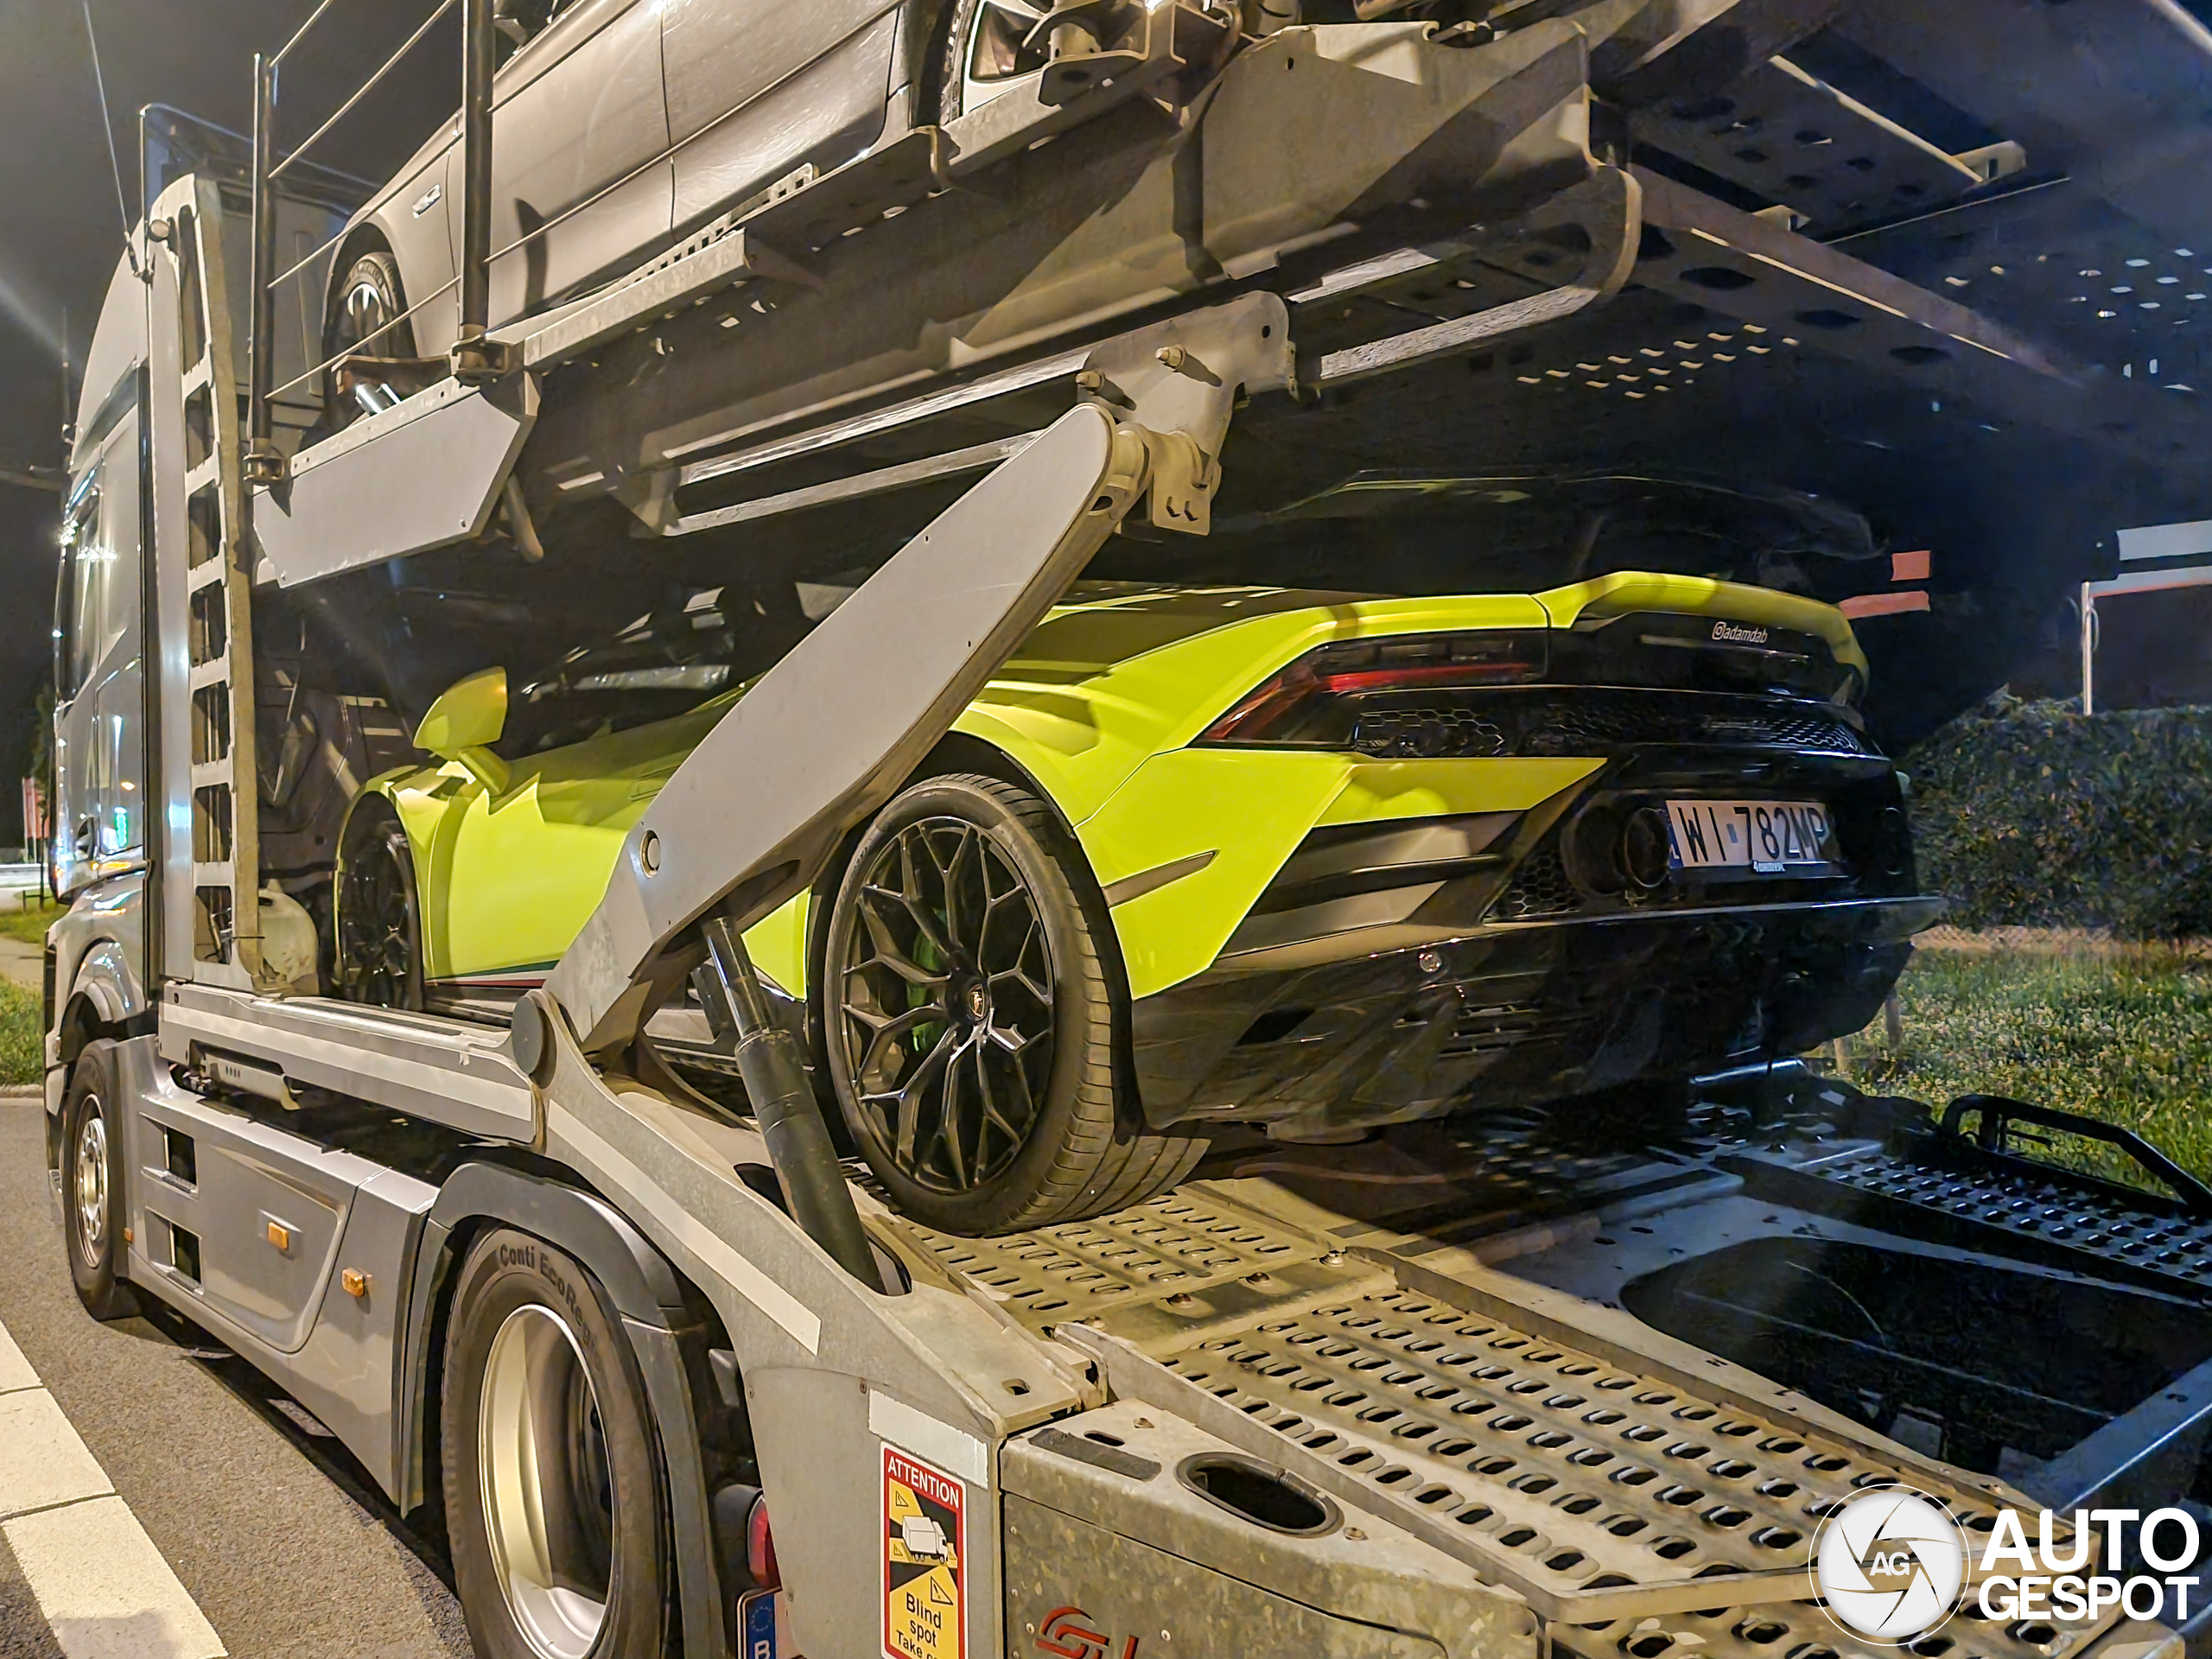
(414, 667, 511, 790)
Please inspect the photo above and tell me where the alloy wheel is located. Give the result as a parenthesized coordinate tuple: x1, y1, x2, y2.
(339, 273, 397, 355)
(327, 255, 410, 419)
(340, 822, 420, 1007)
(836, 817, 1057, 1193)
(477, 1304, 615, 1659)
(957, 0, 1054, 117)
(73, 1109, 108, 1268)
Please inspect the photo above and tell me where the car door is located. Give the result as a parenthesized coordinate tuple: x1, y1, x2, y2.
(658, 0, 904, 231)
(481, 0, 672, 325)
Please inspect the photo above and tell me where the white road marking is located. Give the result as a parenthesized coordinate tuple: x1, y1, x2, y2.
(8, 1499, 225, 1659)
(0, 1318, 35, 1395)
(0, 1392, 111, 1515)
(0, 1312, 225, 1658)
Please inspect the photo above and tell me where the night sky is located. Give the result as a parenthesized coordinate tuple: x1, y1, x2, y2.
(0, 0, 451, 843)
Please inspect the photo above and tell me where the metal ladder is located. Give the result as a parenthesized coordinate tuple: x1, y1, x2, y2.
(167, 180, 264, 984)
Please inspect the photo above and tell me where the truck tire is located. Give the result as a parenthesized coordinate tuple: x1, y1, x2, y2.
(337, 799, 425, 1011)
(821, 773, 1206, 1235)
(61, 1039, 138, 1322)
(442, 1228, 672, 1659)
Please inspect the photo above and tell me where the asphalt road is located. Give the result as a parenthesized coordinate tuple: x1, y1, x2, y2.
(0, 1095, 474, 1659)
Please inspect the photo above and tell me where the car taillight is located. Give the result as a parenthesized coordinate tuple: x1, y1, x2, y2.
(748, 1495, 780, 1590)
(1199, 631, 1547, 747)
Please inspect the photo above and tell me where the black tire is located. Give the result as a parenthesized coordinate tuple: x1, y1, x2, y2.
(442, 1229, 672, 1659)
(935, 0, 1053, 123)
(821, 772, 1206, 1235)
(62, 1040, 138, 1322)
(337, 799, 425, 1011)
(323, 247, 415, 429)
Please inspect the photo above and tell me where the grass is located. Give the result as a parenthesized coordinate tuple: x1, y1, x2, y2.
(0, 896, 50, 1086)
(0, 979, 40, 1088)
(1853, 946, 2212, 1189)
(0, 899, 62, 948)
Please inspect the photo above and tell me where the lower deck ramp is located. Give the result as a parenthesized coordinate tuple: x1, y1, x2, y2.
(902, 1164, 2101, 1657)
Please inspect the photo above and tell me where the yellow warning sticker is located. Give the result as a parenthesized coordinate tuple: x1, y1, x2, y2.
(883, 1445, 965, 1659)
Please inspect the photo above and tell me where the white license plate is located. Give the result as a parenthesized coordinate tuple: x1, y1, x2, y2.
(1667, 798, 1838, 875)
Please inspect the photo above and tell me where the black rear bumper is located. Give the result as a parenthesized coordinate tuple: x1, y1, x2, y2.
(1131, 896, 1941, 1139)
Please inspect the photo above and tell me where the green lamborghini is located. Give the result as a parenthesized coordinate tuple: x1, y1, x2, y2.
(335, 571, 1937, 1234)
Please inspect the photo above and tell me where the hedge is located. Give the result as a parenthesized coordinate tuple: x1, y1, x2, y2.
(1904, 697, 2212, 938)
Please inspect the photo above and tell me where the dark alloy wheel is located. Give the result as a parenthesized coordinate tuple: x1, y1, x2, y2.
(323, 248, 416, 429)
(62, 1039, 137, 1321)
(442, 1229, 671, 1659)
(337, 799, 424, 1010)
(935, 0, 1053, 123)
(822, 773, 1205, 1235)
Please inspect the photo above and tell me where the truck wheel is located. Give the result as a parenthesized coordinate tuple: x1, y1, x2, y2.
(822, 773, 1206, 1235)
(936, 0, 1052, 122)
(62, 1040, 138, 1322)
(442, 1229, 671, 1659)
(323, 247, 415, 429)
(337, 800, 425, 1011)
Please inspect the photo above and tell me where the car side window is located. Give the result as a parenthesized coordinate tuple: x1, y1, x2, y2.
(502, 595, 740, 757)
(500, 585, 819, 759)
(493, 0, 574, 58)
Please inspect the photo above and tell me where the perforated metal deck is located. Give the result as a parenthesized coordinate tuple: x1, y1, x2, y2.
(906, 1185, 1391, 1344)
(926, 1177, 2096, 1643)
(1728, 1141, 2212, 1300)
(1109, 1277, 2065, 1616)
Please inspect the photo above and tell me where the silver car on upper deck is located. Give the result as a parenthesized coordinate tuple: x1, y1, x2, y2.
(315, 0, 1236, 420)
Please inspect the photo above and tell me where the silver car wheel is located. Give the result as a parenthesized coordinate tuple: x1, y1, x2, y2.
(477, 1304, 613, 1659)
(73, 1108, 109, 1268)
(960, 0, 1054, 115)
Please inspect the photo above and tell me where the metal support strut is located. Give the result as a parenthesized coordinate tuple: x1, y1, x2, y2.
(698, 915, 887, 1294)
(244, 51, 282, 486)
(450, 0, 503, 381)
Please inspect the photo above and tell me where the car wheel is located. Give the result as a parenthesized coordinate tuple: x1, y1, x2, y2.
(337, 800, 425, 1011)
(442, 1229, 672, 1659)
(822, 772, 1207, 1235)
(62, 1039, 138, 1322)
(323, 247, 416, 428)
(936, 0, 1053, 123)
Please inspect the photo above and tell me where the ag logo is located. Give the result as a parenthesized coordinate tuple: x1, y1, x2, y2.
(1036, 1606, 1140, 1659)
(1813, 1487, 1967, 1643)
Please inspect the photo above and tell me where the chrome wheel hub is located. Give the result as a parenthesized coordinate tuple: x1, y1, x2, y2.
(73, 1109, 108, 1268)
(479, 1305, 613, 1659)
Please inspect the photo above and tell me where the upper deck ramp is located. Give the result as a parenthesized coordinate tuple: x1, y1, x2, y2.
(239, 0, 2212, 747)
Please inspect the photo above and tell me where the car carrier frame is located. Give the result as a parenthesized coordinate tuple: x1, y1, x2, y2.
(37, 1, 2212, 1655)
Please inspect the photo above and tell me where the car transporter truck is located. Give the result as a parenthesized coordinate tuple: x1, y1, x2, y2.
(37, 1, 2212, 1656)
